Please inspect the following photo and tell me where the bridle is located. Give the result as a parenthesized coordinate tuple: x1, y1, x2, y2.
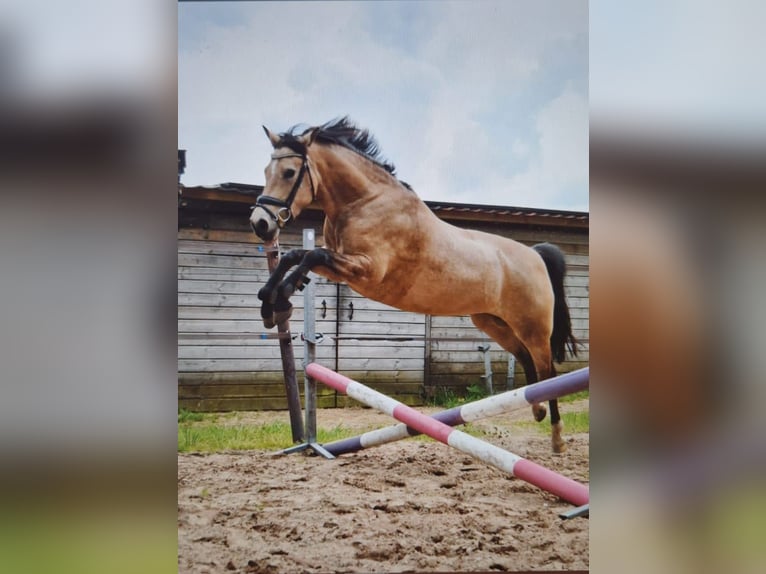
(253, 152, 316, 227)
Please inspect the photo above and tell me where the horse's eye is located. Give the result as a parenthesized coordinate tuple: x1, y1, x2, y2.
(282, 168, 296, 179)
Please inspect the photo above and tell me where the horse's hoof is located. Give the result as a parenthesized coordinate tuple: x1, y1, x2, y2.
(532, 404, 547, 422)
(551, 421, 566, 453)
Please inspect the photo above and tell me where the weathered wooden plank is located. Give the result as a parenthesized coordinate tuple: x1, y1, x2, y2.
(564, 275, 590, 287)
(181, 369, 424, 390)
(178, 294, 263, 308)
(178, 228, 262, 243)
(430, 340, 505, 352)
(337, 357, 423, 372)
(564, 254, 589, 266)
(178, 335, 428, 348)
(178, 370, 424, 387)
(178, 253, 268, 270)
(178, 344, 422, 361)
(564, 286, 590, 298)
(179, 319, 335, 333)
(326, 339, 425, 348)
(428, 362, 507, 376)
(178, 267, 265, 281)
(334, 293, 424, 312)
(178, 227, 314, 245)
(177, 306, 345, 321)
(179, 320, 429, 337)
(490, 228, 590, 246)
(178, 279, 272, 295)
(179, 357, 425, 373)
(179, 383, 336, 400)
(180, 392, 423, 414)
(179, 381, 424, 399)
(178, 240, 268, 257)
(178, 345, 337, 361)
(429, 349, 509, 363)
(178, 396, 338, 412)
(178, 278, 337, 296)
(332, 308, 425, 324)
(337, 322, 427, 336)
(334, 370, 424, 384)
(178, 372, 309, 385)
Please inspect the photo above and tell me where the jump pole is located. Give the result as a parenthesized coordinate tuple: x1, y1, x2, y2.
(306, 362, 589, 507)
(263, 239, 304, 443)
(322, 367, 588, 457)
(280, 230, 334, 459)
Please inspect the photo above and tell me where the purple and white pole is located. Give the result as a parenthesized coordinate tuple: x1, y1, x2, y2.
(307, 363, 589, 507)
(323, 367, 589, 457)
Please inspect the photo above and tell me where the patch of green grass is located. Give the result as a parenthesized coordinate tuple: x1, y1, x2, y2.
(560, 410, 589, 433)
(177, 409, 205, 423)
(178, 420, 364, 453)
(430, 383, 491, 409)
(558, 390, 589, 403)
(431, 387, 462, 409)
(516, 410, 589, 434)
(465, 383, 490, 403)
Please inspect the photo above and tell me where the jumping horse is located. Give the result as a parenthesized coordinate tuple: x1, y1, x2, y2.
(250, 117, 578, 452)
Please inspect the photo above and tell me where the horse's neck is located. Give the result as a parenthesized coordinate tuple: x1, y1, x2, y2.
(313, 148, 392, 220)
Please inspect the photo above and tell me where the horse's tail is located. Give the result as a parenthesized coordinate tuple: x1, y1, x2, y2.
(533, 243, 578, 363)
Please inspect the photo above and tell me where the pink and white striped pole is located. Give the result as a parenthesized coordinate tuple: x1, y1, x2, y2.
(306, 362, 589, 507)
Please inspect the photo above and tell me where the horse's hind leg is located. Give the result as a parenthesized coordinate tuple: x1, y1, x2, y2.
(471, 314, 565, 453)
(524, 332, 566, 453)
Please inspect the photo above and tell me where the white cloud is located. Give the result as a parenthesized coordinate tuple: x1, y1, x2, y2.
(450, 86, 589, 210)
(511, 139, 531, 159)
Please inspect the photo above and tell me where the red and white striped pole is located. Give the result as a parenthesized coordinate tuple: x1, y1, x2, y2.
(307, 362, 589, 507)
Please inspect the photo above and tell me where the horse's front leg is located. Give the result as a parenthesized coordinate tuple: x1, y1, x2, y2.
(277, 249, 335, 301)
(258, 249, 307, 328)
(278, 248, 372, 300)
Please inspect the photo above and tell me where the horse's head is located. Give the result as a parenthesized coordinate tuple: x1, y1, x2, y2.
(250, 126, 318, 241)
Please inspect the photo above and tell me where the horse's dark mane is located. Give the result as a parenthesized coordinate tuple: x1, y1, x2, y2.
(279, 116, 397, 176)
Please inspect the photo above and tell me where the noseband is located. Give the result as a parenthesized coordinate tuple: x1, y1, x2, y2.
(254, 152, 316, 227)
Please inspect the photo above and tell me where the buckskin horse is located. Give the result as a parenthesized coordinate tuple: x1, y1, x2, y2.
(250, 117, 578, 452)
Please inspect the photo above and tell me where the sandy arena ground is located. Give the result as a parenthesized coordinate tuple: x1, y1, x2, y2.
(178, 403, 589, 573)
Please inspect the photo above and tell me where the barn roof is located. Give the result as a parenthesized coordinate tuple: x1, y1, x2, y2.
(178, 183, 589, 230)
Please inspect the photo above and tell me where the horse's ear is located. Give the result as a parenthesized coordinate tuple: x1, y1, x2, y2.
(297, 127, 319, 147)
(263, 126, 281, 148)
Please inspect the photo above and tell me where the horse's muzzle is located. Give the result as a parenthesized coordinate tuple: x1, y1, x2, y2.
(250, 207, 279, 241)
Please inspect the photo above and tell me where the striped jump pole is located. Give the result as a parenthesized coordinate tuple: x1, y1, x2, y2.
(307, 363, 589, 507)
(323, 367, 589, 457)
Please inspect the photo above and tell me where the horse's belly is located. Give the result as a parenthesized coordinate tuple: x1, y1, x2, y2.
(349, 278, 486, 317)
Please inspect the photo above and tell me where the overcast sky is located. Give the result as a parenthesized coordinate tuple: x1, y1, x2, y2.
(179, 1, 588, 211)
